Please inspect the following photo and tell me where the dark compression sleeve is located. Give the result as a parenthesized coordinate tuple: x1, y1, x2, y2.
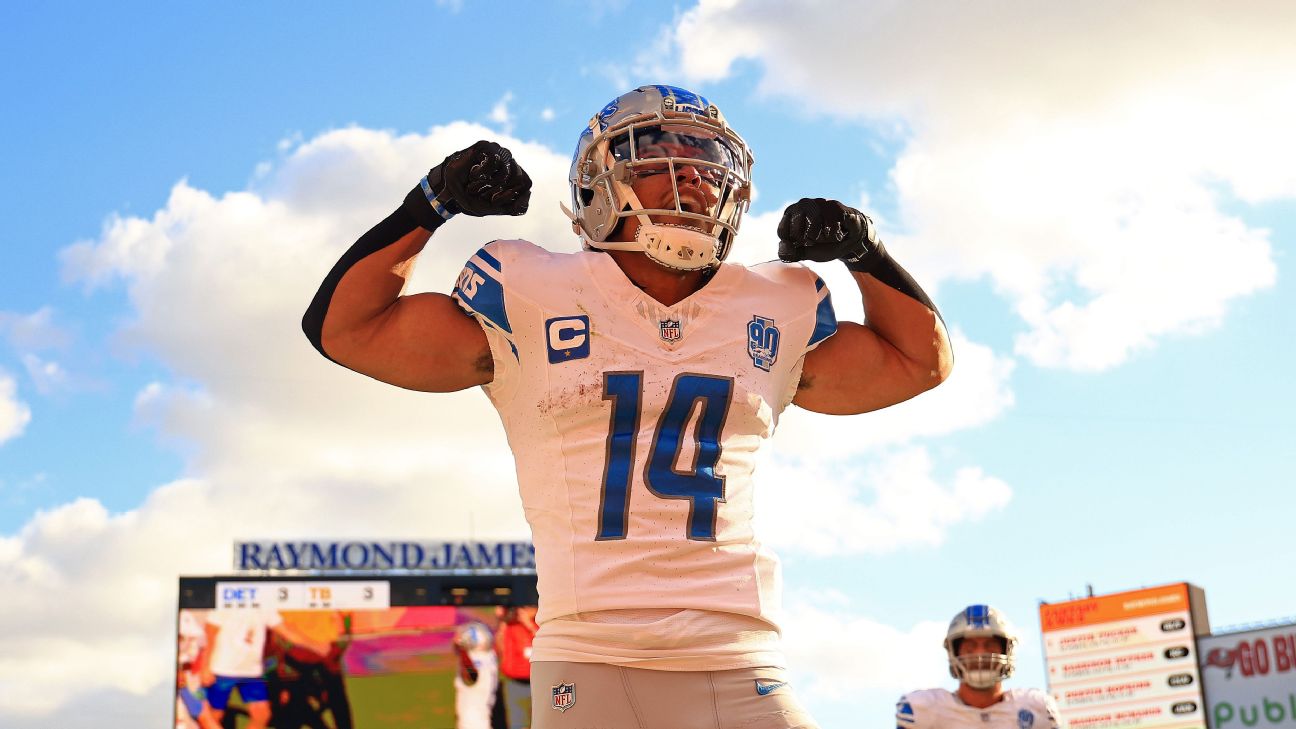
(843, 242, 945, 324)
(301, 203, 443, 363)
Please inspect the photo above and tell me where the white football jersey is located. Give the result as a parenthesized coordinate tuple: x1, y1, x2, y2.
(455, 647, 498, 729)
(206, 608, 282, 678)
(896, 688, 1062, 729)
(452, 241, 836, 628)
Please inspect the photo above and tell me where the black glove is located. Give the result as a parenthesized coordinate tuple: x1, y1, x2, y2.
(404, 140, 532, 230)
(776, 198, 882, 270)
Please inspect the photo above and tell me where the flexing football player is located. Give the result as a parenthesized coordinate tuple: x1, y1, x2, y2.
(896, 605, 1061, 728)
(304, 85, 952, 729)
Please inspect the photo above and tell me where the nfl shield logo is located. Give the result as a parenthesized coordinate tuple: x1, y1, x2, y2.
(659, 319, 682, 342)
(552, 682, 575, 712)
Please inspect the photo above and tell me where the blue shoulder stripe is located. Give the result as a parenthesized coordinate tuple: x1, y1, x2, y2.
(454, 260, 512, 334)
(808, 279, 837, 347)
(475, 246, 502, 273)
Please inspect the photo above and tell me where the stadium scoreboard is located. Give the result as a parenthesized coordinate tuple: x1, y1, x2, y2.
(213, 580, 391, 610)
(176, 546, 541, 729)
(180, 572, 539, 610)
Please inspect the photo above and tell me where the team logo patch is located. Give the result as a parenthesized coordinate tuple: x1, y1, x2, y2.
(1018, 709, 1035, 728)
(659, 319, 682, 342)
(896, 700, 915, 723)
(747, 315, 780, 371)
(545, 315, 590, 364)
(552, 682, 576, 712)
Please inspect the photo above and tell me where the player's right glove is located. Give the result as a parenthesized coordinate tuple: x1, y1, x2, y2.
(776, 197, 883, 272)
(403, 140, 532, 230)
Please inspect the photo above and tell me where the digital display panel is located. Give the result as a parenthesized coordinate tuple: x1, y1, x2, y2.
(176, 574, 538, 729)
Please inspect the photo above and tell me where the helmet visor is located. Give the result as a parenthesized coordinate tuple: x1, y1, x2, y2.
(611, 124, 744, 184)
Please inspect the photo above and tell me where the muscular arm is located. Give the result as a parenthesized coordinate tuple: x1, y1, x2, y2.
(302, 140, 530, 393)
(303, 206, 492, 392)
(778, 198, 952, 415)
(794, 263, 952, 415)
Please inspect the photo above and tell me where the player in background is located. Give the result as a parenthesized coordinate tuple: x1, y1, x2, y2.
(304, 85, 952, 729)
(495, 606, 537, 729)
(176, 610, 220, 729)
(896, 605, 1062, 728)
(265, 609, 355, 729)
(200, 608, 329, 729)
(455, 620, 500, 729)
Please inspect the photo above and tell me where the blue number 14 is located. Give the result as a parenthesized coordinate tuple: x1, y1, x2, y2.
(597, 372, 733, 542)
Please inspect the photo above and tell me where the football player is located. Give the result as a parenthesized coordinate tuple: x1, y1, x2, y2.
(896, 605, 1061, 728)
(454, 621, 499, 729)
(200, 608, 329, 729)
(303, 84, 953, 729)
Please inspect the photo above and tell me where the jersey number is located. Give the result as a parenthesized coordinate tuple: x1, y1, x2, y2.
(597, 372, 733, 541)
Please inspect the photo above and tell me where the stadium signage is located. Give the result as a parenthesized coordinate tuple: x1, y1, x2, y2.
(1040, 583, 1210, 729)
(1199, 623, 1296, 728)
(233, 540, 536, 572)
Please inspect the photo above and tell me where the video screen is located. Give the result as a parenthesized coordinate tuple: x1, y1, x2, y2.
(176, 575, 537, 729)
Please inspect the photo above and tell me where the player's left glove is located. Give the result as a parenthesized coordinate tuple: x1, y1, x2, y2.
(776, 198, 882, 271)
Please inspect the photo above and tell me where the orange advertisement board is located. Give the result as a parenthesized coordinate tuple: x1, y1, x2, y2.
(1042, 584, 1191, 633)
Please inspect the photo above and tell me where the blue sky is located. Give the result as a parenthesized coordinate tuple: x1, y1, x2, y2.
(2, 2, 1294, 726)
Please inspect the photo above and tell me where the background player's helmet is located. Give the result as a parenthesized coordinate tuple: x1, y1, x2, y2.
(944, 604, 1018, 689)
(454, 621, 494, 652)
(563, 84, 754, 270)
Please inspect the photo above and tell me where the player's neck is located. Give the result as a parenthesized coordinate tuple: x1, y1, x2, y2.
(605, 249, 709, 307)
(957, 682, 1005, 709)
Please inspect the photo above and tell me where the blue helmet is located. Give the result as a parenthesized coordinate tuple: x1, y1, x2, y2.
(453, 620, 494, 652)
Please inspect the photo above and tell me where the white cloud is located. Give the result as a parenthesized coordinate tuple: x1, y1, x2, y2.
(540, 107, 556, 122)
(488, 91, 515, 135)
(670, 0, 1288, 370)
(0, 307, 71, 351)
(0, 372, 31, 446)
(757, 446, 1012, 556)
(782, 593, 949, 701)
(20, 355, 69, 396)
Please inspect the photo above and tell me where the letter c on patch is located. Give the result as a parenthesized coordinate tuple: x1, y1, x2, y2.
(549, 319, 586, 348)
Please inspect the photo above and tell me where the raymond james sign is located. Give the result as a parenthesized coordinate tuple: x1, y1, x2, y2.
(233, 540, 536, 573)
